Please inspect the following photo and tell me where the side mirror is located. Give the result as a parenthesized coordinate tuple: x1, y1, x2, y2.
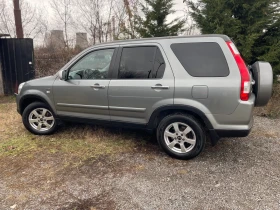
(58, 70, 67, 80)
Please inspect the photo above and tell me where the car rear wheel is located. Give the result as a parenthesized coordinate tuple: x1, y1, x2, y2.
(22, 102, 58, 135)
(157, 114, 206, 160)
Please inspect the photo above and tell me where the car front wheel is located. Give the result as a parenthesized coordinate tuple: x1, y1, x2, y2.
(22, 102, 58, 135)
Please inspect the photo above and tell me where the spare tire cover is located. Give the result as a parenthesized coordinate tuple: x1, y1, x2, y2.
(251, 61, 273, 107)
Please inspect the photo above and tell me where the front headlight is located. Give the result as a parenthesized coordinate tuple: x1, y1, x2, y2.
(18, 82, 25, 94)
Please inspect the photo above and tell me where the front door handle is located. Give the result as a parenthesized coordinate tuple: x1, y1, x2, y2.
(151, 84, 170, 89)
(90, 84, 105, 89)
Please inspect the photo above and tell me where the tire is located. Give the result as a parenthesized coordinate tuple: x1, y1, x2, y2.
(157, 114, 206, 160)
(22, 102, 58, 135)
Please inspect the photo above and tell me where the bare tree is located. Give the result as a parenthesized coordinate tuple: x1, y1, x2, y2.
(50, 0, 73, 48)
(21, 0, 48, 39)
(0, 0, 16, 36)
(0, 0, 48, 39)
(111, 0, 140, 39)
(75, 0, 99, 44)
(75, 0, 116, 44)
(182, 0, 201, 35)
(123, 0, 135, 38)
(104, 0, 114, 42)
(183, 2, 199, 35)
(74, 0, 143, 43)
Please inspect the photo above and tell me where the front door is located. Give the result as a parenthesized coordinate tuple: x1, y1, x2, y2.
(53, 48, 116, 120)
(108, 44, 174, 124)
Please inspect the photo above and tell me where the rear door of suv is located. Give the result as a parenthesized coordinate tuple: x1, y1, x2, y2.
(166, 37, 240, 115)
(108, 42, 174, 125)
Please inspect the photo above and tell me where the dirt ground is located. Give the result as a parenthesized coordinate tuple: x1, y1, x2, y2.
(1, 97, 280, 210)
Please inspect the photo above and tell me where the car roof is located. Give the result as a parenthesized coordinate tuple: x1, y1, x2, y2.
(92, 34, 231, 47)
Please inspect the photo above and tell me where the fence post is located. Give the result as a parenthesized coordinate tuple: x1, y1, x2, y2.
(0, 62, 3, 96)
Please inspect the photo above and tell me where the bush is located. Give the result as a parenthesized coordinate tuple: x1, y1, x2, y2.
(254, 84, 280, 118)
(34, 47, 83, 78)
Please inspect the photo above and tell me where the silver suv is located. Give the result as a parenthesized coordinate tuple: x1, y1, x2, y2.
(16, 35, 273, 159)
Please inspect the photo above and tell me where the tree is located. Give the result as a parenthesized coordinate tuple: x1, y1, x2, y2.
(183, 4, 199, 36)
(0, 0, 15, 36)
(50, 0, 73, 48)
(13, 0, 24, 38)
(111, 0, 141, 40)
(135, 0, 184, 38)
(254, 18, 280, 78)
(75, 0, 116, 44)
(186, 0, 279, 65)
(0, 0, 47, 39)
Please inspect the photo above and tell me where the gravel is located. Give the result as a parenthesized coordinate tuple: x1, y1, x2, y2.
(1, 116, 280, 210)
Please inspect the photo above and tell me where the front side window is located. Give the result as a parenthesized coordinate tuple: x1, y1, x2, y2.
(118, 46, 165, 79)
(68, 48, 114, 80)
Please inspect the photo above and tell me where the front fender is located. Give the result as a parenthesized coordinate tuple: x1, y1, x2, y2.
(18, 89, 56, 114)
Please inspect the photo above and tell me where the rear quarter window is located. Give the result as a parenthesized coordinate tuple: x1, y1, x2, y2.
(171, 42, 229, 77)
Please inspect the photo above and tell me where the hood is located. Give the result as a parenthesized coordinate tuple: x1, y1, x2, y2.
(25, 75, 57, 87)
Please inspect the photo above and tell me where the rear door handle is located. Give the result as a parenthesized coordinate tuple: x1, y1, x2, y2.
(90, 84, 105, 89)
(151, 84, 170, 89)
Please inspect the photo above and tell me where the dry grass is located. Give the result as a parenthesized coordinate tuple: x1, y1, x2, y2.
(254, 84, 280, 118)
(0, 96, 150, 168)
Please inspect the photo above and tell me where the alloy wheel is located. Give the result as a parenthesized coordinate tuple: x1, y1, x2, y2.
(28, 108, 55, 131)
(164, 122, 196, 154)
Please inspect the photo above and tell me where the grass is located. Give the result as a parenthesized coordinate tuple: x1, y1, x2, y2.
(0, 99, 156, 207)
(254, 84, 280, 118)
(0, 97, 151, 168)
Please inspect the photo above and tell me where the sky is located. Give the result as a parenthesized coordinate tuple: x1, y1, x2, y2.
(6, 0, 189, 45)
(25, 0, 187, 28)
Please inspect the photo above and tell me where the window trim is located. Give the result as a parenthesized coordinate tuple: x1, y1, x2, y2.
(65, 47, 118, 80)
(170, 42, 230, 77)
(151, 48, 166, 79)
(111, 45, 166, 80)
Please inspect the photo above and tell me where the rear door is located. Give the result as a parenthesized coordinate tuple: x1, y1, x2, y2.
(53, 47, 117, 120)
(168, 38, 240, 115)
(108, 43, 174, 124)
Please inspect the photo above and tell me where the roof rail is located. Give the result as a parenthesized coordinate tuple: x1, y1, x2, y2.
(91, 34, 230, 47)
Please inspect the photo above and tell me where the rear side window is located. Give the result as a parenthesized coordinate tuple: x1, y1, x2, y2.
(118, 46, 165, 79)
(171, 42, 229, 77)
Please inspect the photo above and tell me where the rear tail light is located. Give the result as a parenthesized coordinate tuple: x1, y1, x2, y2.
(226, 41, 251, 101)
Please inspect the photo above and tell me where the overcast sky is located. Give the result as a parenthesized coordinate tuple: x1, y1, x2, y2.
(25, 0, 187, 28)
(16, 0, 188, 45)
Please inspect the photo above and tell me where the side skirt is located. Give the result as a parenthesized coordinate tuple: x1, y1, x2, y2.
(58, 115, 153, 133)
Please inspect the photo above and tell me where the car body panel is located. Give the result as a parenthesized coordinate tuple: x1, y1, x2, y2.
(17, 75, 57, 114)
(52, 78, 111, 120)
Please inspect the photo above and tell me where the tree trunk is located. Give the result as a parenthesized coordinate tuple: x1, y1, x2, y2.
(13, 0, 24, 38)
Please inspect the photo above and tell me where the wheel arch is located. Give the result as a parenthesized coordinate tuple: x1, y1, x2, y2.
(19, 95, 55, 115)
(147, 105, 214, 131)
(147, 105, 221, 145)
